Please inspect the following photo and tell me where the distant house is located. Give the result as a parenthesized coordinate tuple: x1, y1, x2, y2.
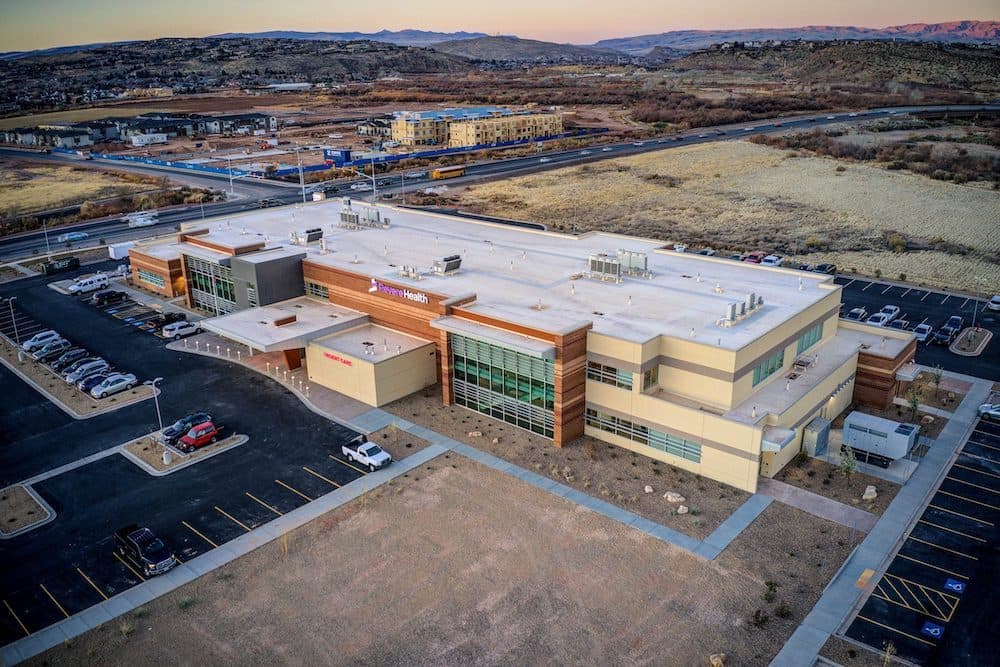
(357, 118, 391, 138)
(32, 128, 93, 148)
(130, 133, 169, 147)
(202, 113, 277, 135)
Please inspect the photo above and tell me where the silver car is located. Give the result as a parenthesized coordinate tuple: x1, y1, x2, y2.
(65, 359, 109, 385)
(90, 373, 138, 399)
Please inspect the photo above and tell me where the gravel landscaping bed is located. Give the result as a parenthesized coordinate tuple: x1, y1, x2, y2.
(0, 484, 50, 536)
(774, 456, 900, 516)
(122, 433, 247, 473)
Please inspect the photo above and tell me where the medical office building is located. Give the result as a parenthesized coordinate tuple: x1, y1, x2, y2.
(128, 201, 915, 493)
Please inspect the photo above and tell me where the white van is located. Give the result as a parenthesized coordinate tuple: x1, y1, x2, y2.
(67, 274, 110, 295)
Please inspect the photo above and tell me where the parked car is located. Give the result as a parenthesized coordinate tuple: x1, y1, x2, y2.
(812, 263, 837, 275)
(92, 290, 128, 307)
(31, 338, 71, 361)
(743, 251, 767, 264)
(162, 412, 213, 445)
(177, 420, 223, 453)
(944, 315, 964, 331)
(912, 323, 933, 342)
(65, 359, 109, 385)
(91, 372, 137, 399)
(979, 404, 1000, 421)
(761, 254, 783, 267)
(67, 274, 110, 295)
(844, 307, 867, 321)
(21, 330, 60, 352)
(139, 312, 186, 332)
(161, 321, 200, 340)
(931, 328, 957, 346)
(114, 525, 176, 577)
(342, 436, 392, 472)
(78, 372, 112, 393)
(50, 347, 88, 372)
(887, 319, 910, 331)
(697, 248, 716, 256)
(988, 295, 1000, 312)
(878, 305, 901, 322)
(61, 357, 100, 379)
(56, 231, 89, 243)
(728, 253, 744, 261)
(866, 313, 892, 327)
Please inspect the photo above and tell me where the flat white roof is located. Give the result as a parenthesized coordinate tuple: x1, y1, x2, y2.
(131, 240, 184, 261)
(200, 296, 367, 352)
(175, 200, 840, 348)
(312, 323, 433, 362)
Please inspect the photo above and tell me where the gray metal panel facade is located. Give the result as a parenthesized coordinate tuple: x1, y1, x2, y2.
(231, 251, 306, 310)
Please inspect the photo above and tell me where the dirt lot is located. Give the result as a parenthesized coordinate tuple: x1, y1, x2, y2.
(0, 484, 48, 535)
(384, 387, 750, 541)
(775, 456, 900, 515)
(367, 425, 431, 459)
(30, 457, 854, 667)
(457, 140, 1000, 292)
(820, 635, 895, 666)
(0, 159, 151, 217)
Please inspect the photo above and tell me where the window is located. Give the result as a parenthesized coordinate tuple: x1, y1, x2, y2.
(184, 255, 235, 315)
(585, 409, 701, 463)
(796, 322, 823, 354)
(752, 349, 784, 387)
(305, 281, 329, 300)
(587, 361, 633, 390)
(137, 268, 165, 289)
(642, 365, 659, 391)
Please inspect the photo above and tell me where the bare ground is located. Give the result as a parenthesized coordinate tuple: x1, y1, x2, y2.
(0, 160, 150, 217)
(820, 634, 900, 666)
(457, 140, 1000, 293)
(30, 457, 855, 667)
(0, 484, 47, 535)
(775, 457, 900, 515)
(385, 386, 749, 540)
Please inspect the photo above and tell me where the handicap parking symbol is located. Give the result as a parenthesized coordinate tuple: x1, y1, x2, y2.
(921, 621, 945, 639)
(944, 578, 966, 594)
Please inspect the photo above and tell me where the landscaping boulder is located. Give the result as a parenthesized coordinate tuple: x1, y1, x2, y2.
(677, 505, 689, 515)
(862, 485, 877, 501)
(663, 491, 685, 503)
(644, 485, 654, 494)
(921, 415, 935, 425)
(468, 431, 482, 437)
(709, 654, 726, 667)
(491, 437, 500, 444)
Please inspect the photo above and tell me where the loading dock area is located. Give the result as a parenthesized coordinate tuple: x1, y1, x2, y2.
(844, 417, 1000, 664)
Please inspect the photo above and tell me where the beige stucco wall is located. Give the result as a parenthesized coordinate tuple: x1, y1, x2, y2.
(305, 342, 436, 407)
(372, 344, 437, 406)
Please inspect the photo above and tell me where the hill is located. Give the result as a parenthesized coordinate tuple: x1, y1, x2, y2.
(210, 29, 488, 47)
(667, 41, 1000, 92)
(432, 35, 622, 63)
(594, 20, 1000, 55)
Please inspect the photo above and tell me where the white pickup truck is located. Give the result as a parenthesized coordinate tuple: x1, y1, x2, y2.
(342, 436, 393, 471)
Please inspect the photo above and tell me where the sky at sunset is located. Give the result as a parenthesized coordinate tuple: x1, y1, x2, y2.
(1, 0, 998, 52)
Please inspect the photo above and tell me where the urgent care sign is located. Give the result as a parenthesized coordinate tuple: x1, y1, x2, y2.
(324, 351, 353, 367)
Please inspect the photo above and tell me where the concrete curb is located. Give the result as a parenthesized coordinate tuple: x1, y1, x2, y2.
(0, 485, 56, 540)
(118, 434, 249, 477)
(949, 327, 992, 357)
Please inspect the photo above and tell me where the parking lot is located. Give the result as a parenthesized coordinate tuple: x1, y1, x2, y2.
(0, 264, 366, 646)
(845, 418, 1000, 664)
(835, 277, 999, 380)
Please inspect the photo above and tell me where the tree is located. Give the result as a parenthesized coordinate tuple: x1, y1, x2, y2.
(907, 386, 921, 423)
(930, 366, 943, 400)
(840, 444, 857, 484)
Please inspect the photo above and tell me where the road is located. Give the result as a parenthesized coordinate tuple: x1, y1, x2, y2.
(3, 103, 997, 262)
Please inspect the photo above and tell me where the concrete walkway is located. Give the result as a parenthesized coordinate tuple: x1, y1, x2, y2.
(770, 372, 994, 667)
(756, 478, 878, 532)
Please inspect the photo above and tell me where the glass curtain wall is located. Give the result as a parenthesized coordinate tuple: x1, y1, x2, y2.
(184, 255, 236, 315)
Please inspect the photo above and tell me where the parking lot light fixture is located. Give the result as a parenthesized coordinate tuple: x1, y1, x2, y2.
(144, 377, 164, 432)
(7, 296, 19, 344)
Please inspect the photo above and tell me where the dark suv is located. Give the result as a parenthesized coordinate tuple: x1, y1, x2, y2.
(114, 524, 176, 576)
(92, 290, 128, 307)
(138, 312, 186, 332)
(161, 411, 212, 445)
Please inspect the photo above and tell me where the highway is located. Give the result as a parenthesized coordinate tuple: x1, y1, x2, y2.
(2, 103, 997, 262)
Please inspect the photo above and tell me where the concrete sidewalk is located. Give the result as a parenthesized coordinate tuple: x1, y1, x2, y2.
(756, 478, 877, 532)
(770, 372, 994, 666)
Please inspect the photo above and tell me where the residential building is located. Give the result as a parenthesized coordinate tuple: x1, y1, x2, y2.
(131, 202, 915, 492)
(357, 118, 392, 138)
(390, 106, 513, 146)
(447, 112, 563, 148)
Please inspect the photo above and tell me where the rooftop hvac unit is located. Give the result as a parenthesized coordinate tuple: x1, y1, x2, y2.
(340, 209, 360, 227)
(726, 303, 738, 321)
(304, 227, 323, 243)
(588, 253, 622, 283)
(432, 254, 462, 275)
(616, 249, 650, 277)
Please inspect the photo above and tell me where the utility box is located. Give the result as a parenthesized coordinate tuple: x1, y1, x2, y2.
(803, 417, 831, 457)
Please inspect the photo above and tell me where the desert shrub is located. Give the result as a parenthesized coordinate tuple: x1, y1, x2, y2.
(750, 609, 769, 628)
(775, 601, 792, 619)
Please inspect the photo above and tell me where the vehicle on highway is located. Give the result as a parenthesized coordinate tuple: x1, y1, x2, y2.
(50, 347, 88, 372)
(826, 115, 836, 120)
(944, 315, 964, 331)
(138, 312, 186, 332)
(31, 338, 71, 361)
(849, 113, 858, 117)
(39, 256, 80, 276)
(161, 321, 201, 340)
(124, 212, 157, 228)
(887, 319, 910, 331)
(377, 179, 393, 187)
(114, 525, 177, 577)
(78, 372, 112, 393)
(812, 263, 837, 275)
(349, 182, 373, 191)
(979, 404, 1000, 421)
(988, 295, 1000, 312)
(342, 436, 392, 472)
(866, 313, 892, 327)
(67, 273, 110, 295)
(761, 254, 783, 267)
(429, 166, 466, 180)
(673, 136, 684, 141)
(743, 126, 756, 132)
(632, 141, 645, 147)
(843, 307, 868, 321)
(21, 330, 60, 352)
(539, 157, 551, 163)
(177, 420, 223, 453)
(697, 248, 716, 256)
(673, 243, 688, 253)
(579, 150, 591, 155)
(878, 305, 901, 322)
(64, 359, 109, 385)
(162, 412, 213, 445)
(601, 147, 613, 151)
(697, 133, 708, 138)
(405, 171, 427, 179)
(91, 372, 138, 398)
(258, 198, 282, 208)
(728, 253, 744, 261)
(912, 324, 933, 342)
(56, 231, 89, 243)
(743, 251, 766, 264)
(92, 290, 128, 307)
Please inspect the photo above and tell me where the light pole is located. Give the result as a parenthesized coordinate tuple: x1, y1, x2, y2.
(225, 155, 235, 196)
(972, 276, 982, 330)
(41, 220, 52, 257)
(7, 296, 19, 344)
(144, 377, 164, 432)
(296, 147, 306, 204)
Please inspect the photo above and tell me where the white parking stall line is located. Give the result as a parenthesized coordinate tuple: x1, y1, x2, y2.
(901, 288, 912, 298)
(919, 317, 928, 326)
(923, 292, 933, 302)
(941, 295, 950, 305)
(881, 284, 893, 295)
(862, 282, 874, 292)
(961, 298, 970, 308)
(843, 279, 856, 289)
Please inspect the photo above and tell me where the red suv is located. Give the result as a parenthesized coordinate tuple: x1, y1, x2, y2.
(177, 421, 221, 453)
